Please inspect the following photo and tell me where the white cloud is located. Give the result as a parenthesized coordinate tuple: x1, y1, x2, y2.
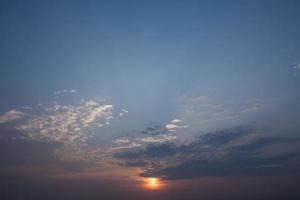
(111, 142, 142, 150)
(165, 123, 178, 130)
(0, 98, 116, 162)
(80, 104, 113, 127)
(54, 89, 78, 95)
(1, 98, 133, 163)
(171, 119, 181, 123)
(119, 108, 129, 117)
(16, 99, 114, 146)
(113, 138, 130, 145)
(138, 134, 177, 143)
(121, 109, 129, 113)
(165, 119, 188, 131)
(69, 89, 77, 93)
(111, 133, 177, 152)
(0, 110, 24, 123)
(111, 137, 144, 151)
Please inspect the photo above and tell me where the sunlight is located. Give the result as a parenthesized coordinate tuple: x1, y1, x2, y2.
(144, 178, 161, 190)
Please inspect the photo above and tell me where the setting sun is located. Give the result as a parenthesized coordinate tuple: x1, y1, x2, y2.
(145, 178, 161, 190)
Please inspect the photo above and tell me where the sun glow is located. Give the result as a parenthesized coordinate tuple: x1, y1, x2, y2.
(145, 178, 161, 190)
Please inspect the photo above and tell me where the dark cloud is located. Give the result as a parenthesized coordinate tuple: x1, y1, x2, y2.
(119, 160, 148, 167)
(142, 150, 300, 179)
(0, 125, 90, 173)
(0, 126, 61, 166)
(232, 137, 300, 152)
(140, 125, 168, 135)
(116, 125, 300, 180)
(144, 144, 177, 157)
(199, 125, 255, 146)
(115, 143, 177, 159)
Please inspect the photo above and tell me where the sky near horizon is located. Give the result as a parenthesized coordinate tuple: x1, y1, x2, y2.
(1, 1, 300, 200)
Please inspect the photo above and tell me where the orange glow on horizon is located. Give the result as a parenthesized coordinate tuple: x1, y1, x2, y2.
(144, 177, 161, 190)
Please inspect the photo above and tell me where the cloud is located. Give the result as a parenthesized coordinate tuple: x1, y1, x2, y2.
(293, 63, 300, 71)
(54, 89, 78, 95)
(113, 138, 130, 145)
(165, 119, 189, 131)
(119, 108, 129, 117)
(111, 142, 142, 151)
(115, 143, 177, 160)
(16, 99, 114, 145)
(175, 95, 269, 134)
(110, 124, 178, 154)
(0, 137, 60, 166)
(1, 98, 118, 162)
(140, 125, 167, 135)
(111, 137, 143, 150)
(0, 110, 24, 123)
(199, 125, 255, 146)
(171, 119, 181, 123)
(111, 133, 176, 151)
(121, 109, 128, 113)
(138, 134, 176, 143)
(114, 125, 300, 180)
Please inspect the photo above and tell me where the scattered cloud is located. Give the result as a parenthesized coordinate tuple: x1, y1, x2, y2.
(111, 138, 142, 150)
(113, 138, 130, 145)
(165, 119, 189, 131)
(106, 122, 179, 158)
(0, 110, 24, 123)
(138, 134, 177, 143)
(1, 91, 295, 181)
(54, 89, 78, 95)
(111, 129, 177, 151)
(111, 142, 142, 151)
(119, 108, 129, 117)
(16, 99, 114, 145)
(0, 98, 118, 162)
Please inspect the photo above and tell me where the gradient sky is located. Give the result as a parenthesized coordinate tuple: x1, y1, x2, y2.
(1, 1, 300, 200)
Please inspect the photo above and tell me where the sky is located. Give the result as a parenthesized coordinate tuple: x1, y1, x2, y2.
(1, 0, 300, 199)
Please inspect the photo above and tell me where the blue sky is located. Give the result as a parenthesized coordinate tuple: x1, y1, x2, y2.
(1, 1, 300, 200)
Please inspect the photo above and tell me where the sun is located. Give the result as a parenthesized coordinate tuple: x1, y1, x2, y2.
(145, 178, 161, 190)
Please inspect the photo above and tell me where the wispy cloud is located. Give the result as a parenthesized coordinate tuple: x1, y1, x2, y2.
(175, 95, 268, 134)
(0, 110, 24, 123)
